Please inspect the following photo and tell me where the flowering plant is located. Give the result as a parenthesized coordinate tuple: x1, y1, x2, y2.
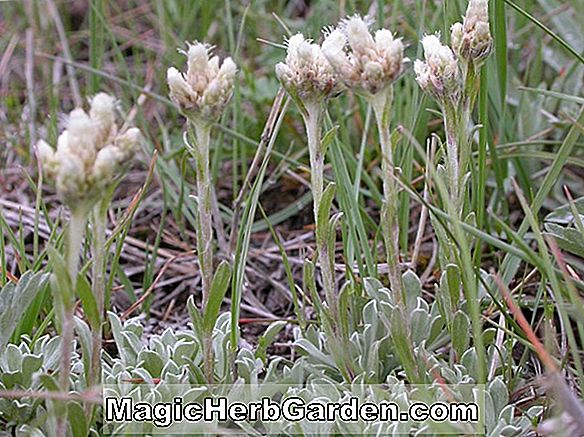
(167, 42, 236, 382)
(37, 93, 140, 433)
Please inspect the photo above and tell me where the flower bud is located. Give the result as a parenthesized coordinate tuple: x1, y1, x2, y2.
(167, 67, 192, 109)
(453, 0, 492, 64)
(115, 127, 141, 154)
(450, 22, 463, 55)
(322, 15, 406, 97)
(37, 139, 59, 178)
(414, 34, 461, 104)
(344, 15, 374, 54)
(89, 93, 117, 143)
(55, 148, 86, 205)
(167, 41, 237, 123)
(321, 29, 348, 71)
(92, 145, 122, 182)
(275, 33, 341, 104)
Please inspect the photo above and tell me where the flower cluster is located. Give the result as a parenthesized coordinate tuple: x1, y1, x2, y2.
(413, 34, 461, 104)
(451, 0, 492, 64)
(167, 42, 237, 123)
(275, 34, 341, 104)
(322, 15, 406, 97)
(414, 0, 492, 104)
(38, 93, 141, 207)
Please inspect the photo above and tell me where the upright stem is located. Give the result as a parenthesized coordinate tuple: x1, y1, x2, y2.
(56, 207, 86, 436)
(89, 204, 106, 391)
(371, 89, 403, 304)
(192, 122, 214, 308)
(305, 105, 323, 218)
(459, 66, 475, 190)
(443, 103, 462, 218)
(444, 61, 478, 221)
(191, 120, 215, 383)
(304, 103, 337, 322)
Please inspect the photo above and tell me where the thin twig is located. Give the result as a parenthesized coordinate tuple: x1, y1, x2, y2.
(492, 272, 558, 372)
(229, 88, 286, 249)
(25, 28, 37, 147)
(412, 136, 436, 269)
(0, 34, 19, 80)
(47, 0, 82, 107)
(0, 388, 101, 404)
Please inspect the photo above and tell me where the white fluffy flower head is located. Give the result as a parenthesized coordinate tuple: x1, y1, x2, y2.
(275, 33, 341, 104)
(167, 42, 237, 122)
(37, 93, 141, 207)
(414, 34, 461, 103)
(322, 15, 406, 97)
(451, 0, 492, 64)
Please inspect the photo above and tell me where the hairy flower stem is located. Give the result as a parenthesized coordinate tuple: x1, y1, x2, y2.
(444, 63, 479, 222)
(441, 65, 479, 268)
(304, 103, 337, 324)
(192, 123, 214, 305)
(459, 62, 478, 185)
(89, 203, 106, 392)
(56, 207, 87, 436)
(371, 90, 403, 305)
(443, 104, 463, 219)
(190, 121, 215, 383)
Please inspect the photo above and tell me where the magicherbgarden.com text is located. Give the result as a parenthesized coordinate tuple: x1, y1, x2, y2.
(104, 395, 480, 428)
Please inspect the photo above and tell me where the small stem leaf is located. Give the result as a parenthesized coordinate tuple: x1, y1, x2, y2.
(77, 274, 99, 329)
(73, 317, 92, 381)
(451, 310, 471, 359)
(338, 281, 352, 341)
(327, 212, 343, 269)
(303, 259, 324, 318)
(256, 320, 287, 363)
(390, 127, 402, 153)
(445, 264, 461, 314)
(402, 270, 422, 313)
(68, 401, 89, 437)
(203, 260, 232, 334)
(47, 246, 74, 310)
(107, 312, 129, 364)
(187, 295, 203, 338)
(320, 125, 338, 157)
(390, 309, 418, 382)
(39, 373, 61, 392)
(316, 182, 336, 246)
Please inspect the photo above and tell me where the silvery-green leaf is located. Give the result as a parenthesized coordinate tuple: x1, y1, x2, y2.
(410, 307, 431, 346)
(390, 310, 417, 381)
(73, 317, 91, 380)
(545, 196, 584, 225)
(402, 270, 422, 312)
(76, 274, 99, 329)
(203, 260, 232, 334)
(172, 341, 197, 366)
(451, 310, 470, 359)
(498, 404, 514, 424)
(20, 354, 42, 386)
(544, 222, 584, 258)
(138, 350, 164, 378)
(461, 347, 479, 382)
(67, 401, 88, 437)
(256, 321, 286, 363)
(0, 271, 49, 350)
(1, 343, 23, 372)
